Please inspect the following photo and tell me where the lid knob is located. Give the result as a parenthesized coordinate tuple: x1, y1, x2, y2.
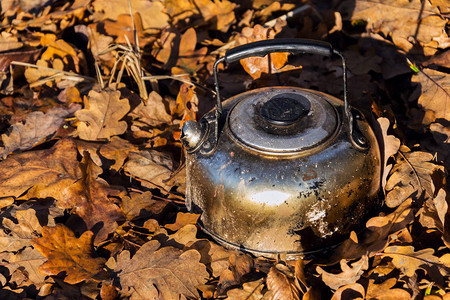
(261, 94, 310, 127)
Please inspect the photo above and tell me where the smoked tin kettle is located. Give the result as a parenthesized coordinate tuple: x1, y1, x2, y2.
(181, 39, 381, 258)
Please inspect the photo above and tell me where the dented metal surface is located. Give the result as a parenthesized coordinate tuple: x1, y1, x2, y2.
(182, 87, 381, 258)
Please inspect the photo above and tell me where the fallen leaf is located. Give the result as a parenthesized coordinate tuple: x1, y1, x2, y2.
(422, 189, 450, 247)
(120, 191, 167, 221)
(186, 239, 232, 277)
(331, 283, 365, 300)
(129, 91, 172, 127)
(123, 150, 174, 191)
(37, 33, 80, 71)
(365, 278, 411, 299)
(114, 240, 208, 299)
(377, 117, 401, 190)
(171, 28, 208, 75)
(385, 150, 443, 207)
(227, 278, 264, 300)
(165, 212, 200, 231)
(0, 209, 42, 252)
(0, 247, 46, 287)
(32, 224, 106, 284)
(99, 136, 137, 171)
(381, 245, 444, 277)
(0, 106, 79, 159)
(411, 68, 449, 125)
(317, 255, 369, 290)
(339, 0, 447, 53)
(75, 89, 130, 141)
(266, 264, 301, 300)
(236, 25, 289, 80)
(194, 0, 236, 32)
(0, 138, 81, 202)
(217, 252, 254, 295)
(0, 32, 23, 52)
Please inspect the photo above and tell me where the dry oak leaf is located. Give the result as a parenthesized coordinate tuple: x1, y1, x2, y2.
(99, 136, 137, 172)
(75, 89, 130, 141)
(236, 25, 289, 80)
(411, 68, 450, 124)
(165, 212, 200, 231)
(0, 209, 43, 252)
(121, 191, 168, 221)
(163, 0, 199, 23)
(381, 246, 448, 278)
(124, 150, 174, 191)
(194, 0, 236, 32)
(385, 150, 443, 208)
(421, 189, 450, 247)
(339, 0, 447, 53)
(331, 278, 411, 299)
(114, 240, 208, 299)
(226, 278, 264, 300)
(0, 138, 81, 201)
(266, 264, 301, 300)
(0, 247, 46, 287)
(0, 31, 23, 52)
(92, 0, 168, 31)
(186, 239, 232, 277)
(32, 224, 106, 284)
(37, 33, 80, 71)
(0, 106, 80, 159)
(129, 91, 172, 127)
(317, 255, 369, 290)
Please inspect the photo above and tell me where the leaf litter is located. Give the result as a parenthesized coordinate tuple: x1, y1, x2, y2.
(0, 0, 449, 299)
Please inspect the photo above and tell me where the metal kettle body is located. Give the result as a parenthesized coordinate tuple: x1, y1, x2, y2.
(181, 39, 381, 257)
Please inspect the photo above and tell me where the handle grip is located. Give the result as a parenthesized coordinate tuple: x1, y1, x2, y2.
(224, 39, 333, 63)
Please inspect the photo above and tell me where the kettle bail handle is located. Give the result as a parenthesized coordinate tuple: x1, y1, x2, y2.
(213, 38, 359, 149)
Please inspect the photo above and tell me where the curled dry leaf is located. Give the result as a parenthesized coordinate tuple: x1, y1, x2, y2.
(32, 224, 106, 284)
(194, 0, 236, 32)
(365, 278, 411, 299)
(421, 189, 450, 247)
(317, 255, 369, 290)
(236, 25, 288, 80)
(266, 264, 301, 300)
(381, 245, 446, 278)
(377, 117, 401, 190)
(75, 89, 130, 141)
(0, 106, 80, 159)
(331, 283, 365, 300)
(99, 136, 137, 172)
(385, 149, 443, 208)
(114, 240, 208, 299)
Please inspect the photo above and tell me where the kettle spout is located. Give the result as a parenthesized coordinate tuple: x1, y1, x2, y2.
(181, 120, 206, 151)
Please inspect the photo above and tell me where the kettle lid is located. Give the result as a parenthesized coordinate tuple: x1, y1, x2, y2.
(228, 87, 339, 154)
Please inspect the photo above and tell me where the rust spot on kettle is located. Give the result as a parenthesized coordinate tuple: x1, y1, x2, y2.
(302, 169, 318, 181)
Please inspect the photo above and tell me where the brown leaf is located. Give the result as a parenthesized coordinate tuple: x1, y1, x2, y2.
(0, 106, 79, 159)
(385, 150, 443, 207)
(0, 209, 42, 252)
(381, 246, 446, 277)
(377, 117, 401, 190)
(123, 150, 174, 191)
(32, 224, 106, 284)
(266, 264, 301, 300)
(99, 136, 137, 172)
(37, 33, 80, 71)
(75, 89, 130, 141)
(236, 25, 289, 80)
(331, 283, 365, 300)
(171, 28, 208, 75)
(165, 212, 200, 231)
(129, 91, 172, 127)
(411, 68, 450, 124)
(0, 32, 23, 52)
(194, 0, 236, 32)
(317, 255, 369, 290)
(365, 278, 411, 299)
(92, 0, 168, 31)
(226, 278, 264, 300)
(339, 0, 447, 53)
(114, 240, 208, 299)
(217, 252, 254, 295)
(421, 189, 450, 247)
(0, 247, 46, 287)
(120, 191, 167, 221)
(186, 239, 232, 277)
(0, 138, 81, 202)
